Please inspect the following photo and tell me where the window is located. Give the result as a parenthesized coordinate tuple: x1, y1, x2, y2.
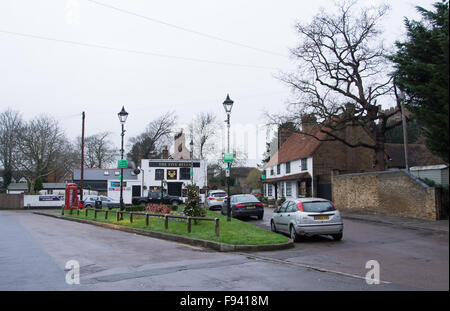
(301, 158, 307, 171)
(180, 167, 190, 180)
(280, 182, 285, 197)
(279, 201, 289, 213)
(287, 201, 298, 213)
(286, 162, 291, 174)
(286, 182, 292, 197)
(268, 184, 273, 196)
(277, 164, 280, 175)
(155, 169, 164, 180)
(270, 168, 274, 176)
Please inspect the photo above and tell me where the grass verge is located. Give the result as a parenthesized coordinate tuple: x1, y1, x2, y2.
(56, 208, 289, 245)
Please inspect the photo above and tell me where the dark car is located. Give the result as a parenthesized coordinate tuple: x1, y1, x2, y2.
(221, 194, 264, 220)
(132, 190, 183, 207)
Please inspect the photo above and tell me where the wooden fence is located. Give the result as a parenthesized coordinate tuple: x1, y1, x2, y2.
(62, 207, 220, 236)
(0, 194, 24, 209)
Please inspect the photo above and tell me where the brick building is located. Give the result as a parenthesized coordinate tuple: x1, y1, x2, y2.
(263, 115, 376, 200)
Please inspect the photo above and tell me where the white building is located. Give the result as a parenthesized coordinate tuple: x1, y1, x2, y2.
(140, 159, 207, 199)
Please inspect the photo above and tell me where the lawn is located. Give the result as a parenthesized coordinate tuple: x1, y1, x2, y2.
(57, 207, 289, 245)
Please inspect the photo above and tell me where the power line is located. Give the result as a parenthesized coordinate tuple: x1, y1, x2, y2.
(85, 0, 286, 58)
(0, 29, 277, 70)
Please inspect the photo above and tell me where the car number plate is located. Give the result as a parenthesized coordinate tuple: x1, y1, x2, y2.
(315, 215, 329, 220)
(247, 206, 255, 209)
(216, 199, 223, 202)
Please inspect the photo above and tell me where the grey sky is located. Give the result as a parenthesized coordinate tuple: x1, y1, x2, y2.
(0, 0, 437, 165)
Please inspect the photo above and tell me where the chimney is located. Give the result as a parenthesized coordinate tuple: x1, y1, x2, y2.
(345, 103, 355, 116)
(301, 114, 317, 134)
(278, 122, 297, 149)
(162, 146, 169, 159)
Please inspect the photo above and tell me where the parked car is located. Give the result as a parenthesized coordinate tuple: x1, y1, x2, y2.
(132, 190, 183, 207)
(221, 194, 264, 220)
(205, 190, 228, 210)
(250, 189, 261, 197)
(270, 197, 343, 242)
(81, 195, 120, 209)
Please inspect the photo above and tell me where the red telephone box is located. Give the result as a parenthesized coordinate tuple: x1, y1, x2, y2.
(65, 183, 79, 210)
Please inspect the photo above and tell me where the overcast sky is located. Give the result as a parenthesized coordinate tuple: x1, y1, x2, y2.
(0, 0, 437, 166)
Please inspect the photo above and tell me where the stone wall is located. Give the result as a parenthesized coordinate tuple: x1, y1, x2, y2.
(332, 170, 440, 220)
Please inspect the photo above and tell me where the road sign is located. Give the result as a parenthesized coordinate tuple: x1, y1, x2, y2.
(118, 159, 127, 168)
(223, 153, 234, 163)
(225, 167, 230, 177)
(261, 174, 266, 180)
(190, 170, 194, 177)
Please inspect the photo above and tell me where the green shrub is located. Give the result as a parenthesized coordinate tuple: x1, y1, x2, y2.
(125, 205, 146, 212)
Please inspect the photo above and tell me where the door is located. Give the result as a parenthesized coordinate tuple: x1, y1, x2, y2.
(132, 185, 141, 197)
(167, 182, 183, 197)
(317, 183, 332, 200)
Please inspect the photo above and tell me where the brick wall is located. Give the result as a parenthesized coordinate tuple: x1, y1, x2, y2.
(332, 170, 440, 220)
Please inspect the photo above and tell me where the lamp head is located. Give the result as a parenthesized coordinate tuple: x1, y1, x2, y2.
(222, 94, 234, 113)
(118, 106, 128, 124)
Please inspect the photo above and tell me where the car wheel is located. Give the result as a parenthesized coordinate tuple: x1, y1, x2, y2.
(85, 204, 91, 208)
(270, 220, 277, 233)
(332, 233, 343, 241)
(290, 225, 300, 242)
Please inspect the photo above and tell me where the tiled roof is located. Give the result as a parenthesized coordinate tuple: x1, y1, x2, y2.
(386, 143, 446, 168)
(264, 129, 326, 168)
(264, 172, 311, 183)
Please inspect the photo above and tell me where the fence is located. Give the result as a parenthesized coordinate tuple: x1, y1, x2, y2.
(62, 207, 220, 236)
(0, 194, 24, 209)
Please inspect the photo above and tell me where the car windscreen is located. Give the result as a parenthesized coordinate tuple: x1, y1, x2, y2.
(302, 201, 335, 212)
(233, 195, 260, 203)
(212, 193, 227, 198)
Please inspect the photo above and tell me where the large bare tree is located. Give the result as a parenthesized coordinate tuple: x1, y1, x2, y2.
(0, 109, 23, 191)
(13, 115, 71, 193)
(76, 132, 117, 168)
(188, 112, 219, 159)
(271, 1, 405, 170)
(127, 112, 177, 165)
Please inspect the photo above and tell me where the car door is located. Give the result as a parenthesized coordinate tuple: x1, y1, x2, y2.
(274, 201, 290, 233)
(284, 201, 298, 228)
(100, 196, 110, 207)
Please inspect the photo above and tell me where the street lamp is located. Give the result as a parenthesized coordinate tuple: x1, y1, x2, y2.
(190, 138, 194, 184)
(223, 94, 234, 222)
(118, 106, 128, 220)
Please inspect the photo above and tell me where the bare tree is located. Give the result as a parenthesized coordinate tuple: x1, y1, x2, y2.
(13, 115, 70, 193)
(127, 112, 177, 165)
(77, 132, 117, 168)
(270, 1, 404, 170)
(188, 112, 219, 159)
(0, 109, 23, 191)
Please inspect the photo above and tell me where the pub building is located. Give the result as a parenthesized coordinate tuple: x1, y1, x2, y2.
(140, 130, 208, 200)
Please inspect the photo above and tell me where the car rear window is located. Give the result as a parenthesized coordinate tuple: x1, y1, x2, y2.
(302, 201, 335, 212)
(233, 195, 260, 203)
(212, 193, 227, 198)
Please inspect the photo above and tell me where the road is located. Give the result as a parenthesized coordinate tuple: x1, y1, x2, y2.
(0, 209, 447, 291)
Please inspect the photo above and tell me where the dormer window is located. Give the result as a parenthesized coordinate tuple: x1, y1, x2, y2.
(114, 171, 120, 176)
(104, 171, 110, 176)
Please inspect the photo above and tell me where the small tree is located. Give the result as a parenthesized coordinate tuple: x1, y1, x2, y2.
(183, 184, 205, 219)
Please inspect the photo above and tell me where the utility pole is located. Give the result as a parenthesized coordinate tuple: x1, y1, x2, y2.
(80, 111, 85, 201)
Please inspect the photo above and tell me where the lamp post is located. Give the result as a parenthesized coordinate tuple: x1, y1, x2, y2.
(223, 94, 234, 222)
(190, 138, 194, 184)
(118, 106, 128, 220)
(398, 89, 409, 171)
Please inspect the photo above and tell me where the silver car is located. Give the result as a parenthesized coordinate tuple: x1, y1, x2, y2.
(205, 190, 228, 210)
(270, 197, 343, 241)
(82, 195, 120, 209)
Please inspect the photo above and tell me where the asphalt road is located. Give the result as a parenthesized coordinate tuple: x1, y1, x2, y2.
(0, 209, 447, 291)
